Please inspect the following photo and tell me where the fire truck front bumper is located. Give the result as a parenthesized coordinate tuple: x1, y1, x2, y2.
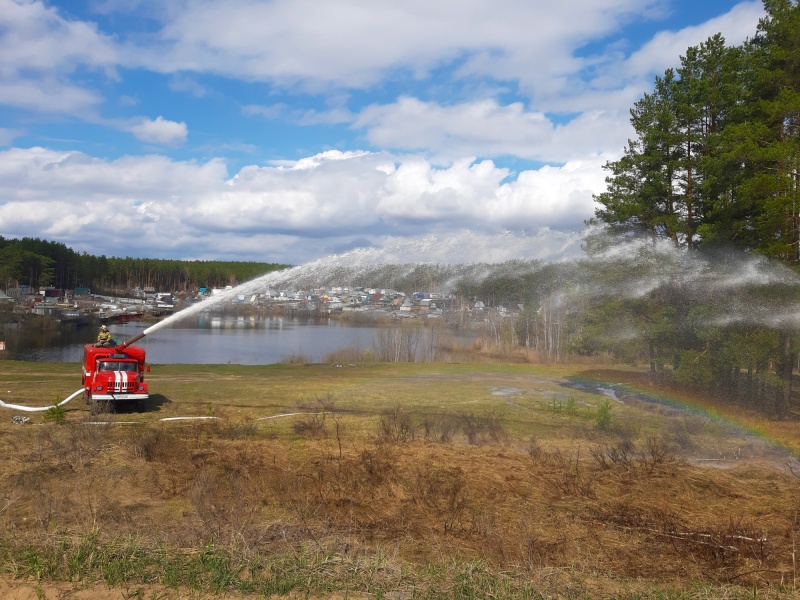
(91, 393, 149, 401)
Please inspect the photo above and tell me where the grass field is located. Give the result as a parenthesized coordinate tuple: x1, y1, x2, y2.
(1, 359, 799, 599)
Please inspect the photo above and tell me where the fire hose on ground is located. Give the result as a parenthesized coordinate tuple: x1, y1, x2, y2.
(0, 389, 315, 424)
(0, 388, 84, 412)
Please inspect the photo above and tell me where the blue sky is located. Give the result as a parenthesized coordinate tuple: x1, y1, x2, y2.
(0, 0, 764, 265)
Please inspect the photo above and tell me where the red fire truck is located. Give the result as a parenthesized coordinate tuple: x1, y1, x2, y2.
(82, 337, 150, 412)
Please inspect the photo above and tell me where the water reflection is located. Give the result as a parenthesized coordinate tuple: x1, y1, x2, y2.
(1, 322, 98, 362)
(2, 316, 385, 365)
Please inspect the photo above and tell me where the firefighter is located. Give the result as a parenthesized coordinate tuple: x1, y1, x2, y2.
(96, 324, 112, 346)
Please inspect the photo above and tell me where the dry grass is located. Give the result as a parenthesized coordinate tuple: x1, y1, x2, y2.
(0, 360, 799, 598)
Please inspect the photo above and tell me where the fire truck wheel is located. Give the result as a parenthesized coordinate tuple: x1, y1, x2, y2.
(90, 399, 112, 416)
(136, 399, 145, 413)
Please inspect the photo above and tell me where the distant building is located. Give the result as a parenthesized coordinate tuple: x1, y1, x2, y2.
(41, 288, 63, 304)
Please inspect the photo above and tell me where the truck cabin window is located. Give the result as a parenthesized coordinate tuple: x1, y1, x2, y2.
(98, 361, 138, 372)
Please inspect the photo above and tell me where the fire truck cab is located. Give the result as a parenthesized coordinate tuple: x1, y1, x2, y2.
(82, 341, 150, 412)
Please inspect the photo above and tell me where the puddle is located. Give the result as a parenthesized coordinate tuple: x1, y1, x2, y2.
(490, 387, 526, 396)
(597, 387, 623, 403)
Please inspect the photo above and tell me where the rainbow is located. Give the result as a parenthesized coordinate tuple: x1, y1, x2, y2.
(567, 371, 800, 458)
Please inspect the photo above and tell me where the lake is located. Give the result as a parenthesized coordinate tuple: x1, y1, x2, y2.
(1, 316, 391, 364)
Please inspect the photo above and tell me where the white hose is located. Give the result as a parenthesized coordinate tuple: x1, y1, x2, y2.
(0, 389, 319, 423)
(159, 416, 219, 421)
(255, 412, 321, 421)
(0, 388, 84, 412)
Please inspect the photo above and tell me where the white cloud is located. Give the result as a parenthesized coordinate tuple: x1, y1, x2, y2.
(127, 116, 188, 146)
(517, 1, 765, 113)
(0, 147, 606, 263)
(0, 127, 21, 146)
(244, 94, 355, 126)
(168, 74, 210, 98)
(0, 0, 117, 114)
(492, 158, 609, 228)
(130, 0, 663, 90)
(123, 0, 761, 113)
(623, 2, 763, 79)
(0, 0, 117, 73)
(354, 97, 632, 161)
(0, 79, 103, 114)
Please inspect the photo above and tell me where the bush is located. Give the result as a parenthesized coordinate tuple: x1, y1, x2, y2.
(129, 427, 180, 461)
(422, 413, 460, 443)
(280, 352, 311, 364)
(43, 403, 66, 424)
(323, 346, 374, 364)
(460, 412, 507, 445)
(594, 399, 613, 430)
(293, 413, 327, 438)
(378, 407, 416, 443)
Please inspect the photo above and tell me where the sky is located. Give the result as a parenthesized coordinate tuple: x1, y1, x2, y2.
(0, 0, 766, 266)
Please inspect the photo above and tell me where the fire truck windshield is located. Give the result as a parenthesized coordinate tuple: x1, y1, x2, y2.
(98, 361, 138, 372)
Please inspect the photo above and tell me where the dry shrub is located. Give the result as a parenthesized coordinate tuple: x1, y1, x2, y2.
(37, 421, 112, 473)
(541, 450, 597, 500)
(298, 394, 337, 412)
(216, 420, 260, 440)
(323, 345, 374, 364)
(460, 412, 507, 445)
(514, 525, 570, 574)
(378, 407, 416, 443)
(358, 442, 397, 486)
(294, 413, 327, 438)
(187, 466, 264, 547)
(88, 399, 115, 417)
(12, 469, 65, 532)
(526, 436, 542, 462)
(587, 501, 775, 576)
(421, 413, 459, 443)
(641, 434, 673, 470)
(280, 352, 311, 364)
(128, 426, 180, 462)
(590, 439, 637, 470)
(590, 436, 674, 473)
(409, 464, 469, 534)
(667, 415, 704, 450)
(125, 425, 194, 498)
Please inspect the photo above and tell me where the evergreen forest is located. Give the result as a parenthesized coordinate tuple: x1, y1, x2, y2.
(0, 235, 289, 294)
(586, 0, 800, 418)
(592, 0, 799, 261)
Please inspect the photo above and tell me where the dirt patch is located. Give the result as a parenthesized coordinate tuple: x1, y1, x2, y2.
(0, 581, 371, 599)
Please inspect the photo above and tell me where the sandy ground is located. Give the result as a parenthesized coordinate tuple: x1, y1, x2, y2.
(0, 580, 377, 600)
(0, 581, 177, 600)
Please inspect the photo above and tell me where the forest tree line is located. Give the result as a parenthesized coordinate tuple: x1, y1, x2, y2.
(592, 0, 799, 262)
(0, 235, 289, 293)
(580, 0, 800, 418)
